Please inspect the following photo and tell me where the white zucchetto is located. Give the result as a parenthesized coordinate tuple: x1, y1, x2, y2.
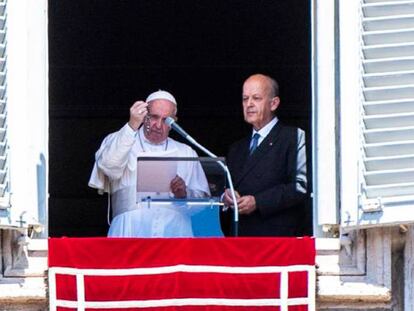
(145, 90, 177, 106)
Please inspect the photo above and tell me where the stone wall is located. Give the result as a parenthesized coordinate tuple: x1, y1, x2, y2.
(0, 229, 47, 310)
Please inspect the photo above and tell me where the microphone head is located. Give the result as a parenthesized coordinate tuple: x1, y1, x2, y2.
(165, 117, 175, 127)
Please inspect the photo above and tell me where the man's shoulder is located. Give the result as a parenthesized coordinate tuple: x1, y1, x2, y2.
(274, 122, 305, 137)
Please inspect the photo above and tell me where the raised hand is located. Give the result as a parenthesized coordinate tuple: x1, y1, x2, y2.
(128, 101, 148, 130)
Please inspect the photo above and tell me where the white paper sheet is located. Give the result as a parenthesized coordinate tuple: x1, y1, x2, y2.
(137, 157, 177, 193)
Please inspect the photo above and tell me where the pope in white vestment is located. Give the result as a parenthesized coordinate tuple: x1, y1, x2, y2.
(89, 90, 210, 237)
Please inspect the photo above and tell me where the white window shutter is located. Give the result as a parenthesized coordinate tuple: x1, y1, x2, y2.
(0, 0, 48, 231)
(0, 0, 9, 209)
(343, 0, 414, 228)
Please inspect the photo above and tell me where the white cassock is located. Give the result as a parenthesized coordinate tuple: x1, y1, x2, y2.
(89, 123, 210, 237)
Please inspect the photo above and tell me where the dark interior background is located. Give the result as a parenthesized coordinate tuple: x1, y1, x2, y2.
(48, 0, 311, 237)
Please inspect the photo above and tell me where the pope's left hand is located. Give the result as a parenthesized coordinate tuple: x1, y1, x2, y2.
(170, 175, 187, 198)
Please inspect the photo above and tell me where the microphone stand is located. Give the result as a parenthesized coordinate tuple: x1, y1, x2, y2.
(182, 135, 239, 237)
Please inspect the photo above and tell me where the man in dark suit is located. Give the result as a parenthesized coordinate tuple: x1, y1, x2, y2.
(221, 74, 307, 236)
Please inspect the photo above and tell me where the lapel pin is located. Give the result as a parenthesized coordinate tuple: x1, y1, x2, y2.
(269, 142, 273, 146)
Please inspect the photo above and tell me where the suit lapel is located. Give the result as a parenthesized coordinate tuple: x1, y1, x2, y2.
(235, 122, 283, 186)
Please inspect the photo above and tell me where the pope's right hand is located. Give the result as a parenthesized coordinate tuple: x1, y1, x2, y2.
(128, 101, 148, 130)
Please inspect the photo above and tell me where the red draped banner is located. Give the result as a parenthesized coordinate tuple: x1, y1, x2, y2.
(48, 237, 315, 311)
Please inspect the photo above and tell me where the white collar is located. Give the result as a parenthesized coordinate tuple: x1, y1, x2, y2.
(252, 116, 278, 139)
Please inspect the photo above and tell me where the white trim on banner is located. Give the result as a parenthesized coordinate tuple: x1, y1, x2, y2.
(49, 264, 315, 310)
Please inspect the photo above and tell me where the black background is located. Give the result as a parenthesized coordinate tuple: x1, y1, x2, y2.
(48, 0, 311, 237)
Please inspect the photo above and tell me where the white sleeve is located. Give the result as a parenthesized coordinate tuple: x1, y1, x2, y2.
(296, 128, 307, 194)
(96, 123, 137, 180)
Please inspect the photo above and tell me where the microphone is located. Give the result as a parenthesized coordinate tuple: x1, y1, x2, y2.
(165, 117, 192, 140)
